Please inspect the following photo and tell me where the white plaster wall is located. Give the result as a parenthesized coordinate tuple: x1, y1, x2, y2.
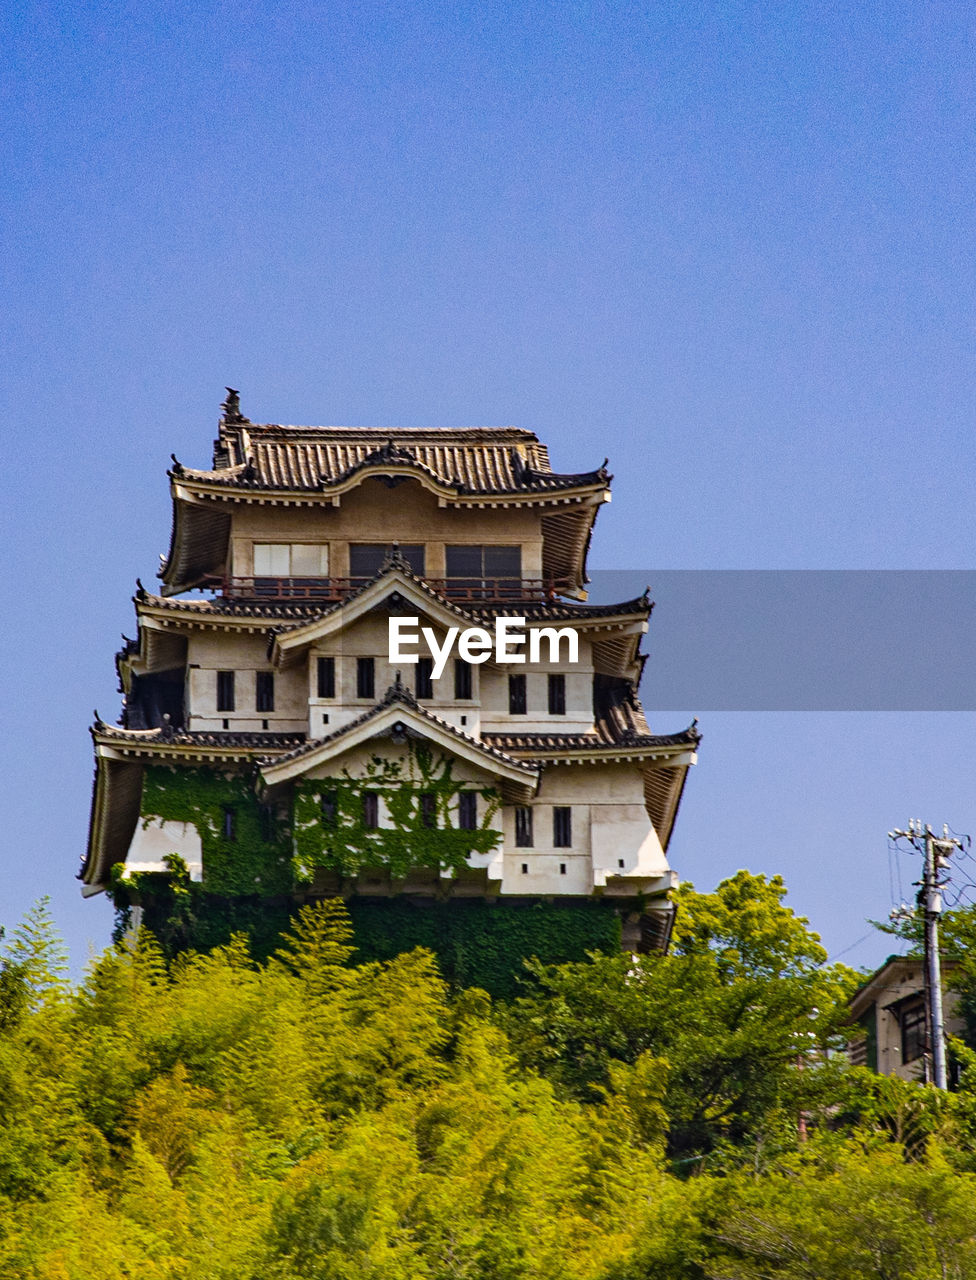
(186, 630, 307, 731)
(125, 817, 203, 881)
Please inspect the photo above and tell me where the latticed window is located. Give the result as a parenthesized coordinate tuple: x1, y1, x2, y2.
(547, 673, 566, 715)
(317, 656, 335, 699)
(255, 671, 275, 712)
(454, 659, 472, 700)
(515, 806, 533, 847)
(553, 806, 572, 848)
(216, 670, 235, 712)
(416, 658, 434, 700)
(420, 792, 437, 829)
(362, 793, 379, 829)
(321, 790, 338, 828)
(458, 791, 477, 830)
(509, 674, 527, 715)
(357, 657, 375, 699)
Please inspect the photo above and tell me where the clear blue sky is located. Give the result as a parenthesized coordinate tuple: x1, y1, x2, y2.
(3, 0, 975, 973)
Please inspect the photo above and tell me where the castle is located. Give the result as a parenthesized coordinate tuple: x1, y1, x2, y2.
(82, 392, 698, 964)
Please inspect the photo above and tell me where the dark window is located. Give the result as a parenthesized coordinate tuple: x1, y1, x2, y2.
(416, 657, 434, 699)
(357, 657, 375, 699)
(362, 792, 379, 829)
(445, 544, 521, 593)
(259, 804, 276, 842)
(256, 671, 275, 712)
(454, 658, 472, 700)
(509, 674, 527, 715)
(547, 673, 566, 715)
(222, 807, 236, 840)
(317, 656, 335, 699)
(349, 543, 425, 578)
(521, 863, 528, 874)
(553, 806, 572, 848)
(901, 1001, 927, 1064)
(321, 790, 338, 828)
(420, 792, 437, 829)
(445, 545, 521, 578)
(559, 863, 567, 875)
(216, 670, 235, 712)
(458, 791, 477, 830)
(515, 806, 533, 847)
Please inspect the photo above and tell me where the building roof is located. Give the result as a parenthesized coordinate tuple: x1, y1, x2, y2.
(159, 405, 611, 596)
(189, 421, 610, 497)
(258, 679, 539, 792)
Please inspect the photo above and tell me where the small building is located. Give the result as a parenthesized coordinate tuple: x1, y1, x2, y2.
(847, 954, 964, 1083)
(81, 393, 699, 966)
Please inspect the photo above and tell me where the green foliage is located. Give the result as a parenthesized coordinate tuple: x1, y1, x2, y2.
(293, 742, 502, 879)
(138, 765, 294, 896)
(12, 878, 976, 1276)
(508, 873, 858, 1164)
(347, 896, 622, 999)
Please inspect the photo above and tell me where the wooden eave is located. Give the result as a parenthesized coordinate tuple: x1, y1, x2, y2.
(81, 753, 144, 894)
(159, 484, 232, 596)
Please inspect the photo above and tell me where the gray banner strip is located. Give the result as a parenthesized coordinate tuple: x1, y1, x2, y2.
(587, 571, 976, 711)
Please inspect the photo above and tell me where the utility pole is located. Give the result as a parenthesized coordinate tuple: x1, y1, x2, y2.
(889, 821, 963, 1090)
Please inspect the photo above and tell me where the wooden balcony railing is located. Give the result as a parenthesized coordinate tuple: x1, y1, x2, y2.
(205, 576, 573, 603)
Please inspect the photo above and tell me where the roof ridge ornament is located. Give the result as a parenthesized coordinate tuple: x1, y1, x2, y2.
(220, 387, 251, 425)
(380, 543, 414, 575)
(382, 671, 419, 709)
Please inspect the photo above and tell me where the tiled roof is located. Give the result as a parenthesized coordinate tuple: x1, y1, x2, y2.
(173, 424, 609, 496)
(138, 592, 327, 621)
(93, 723, 306, 751)
(482, 726, 700, 754)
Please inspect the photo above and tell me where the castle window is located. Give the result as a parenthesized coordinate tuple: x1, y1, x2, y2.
(317, 656, 335, 699)
(458, 791, 477, 830)
(321, 790, 338, 827)
(420, 792, 437, 828)
(349, 544, 425, 578)
(454, 658, 472, 700)
(362, 793, 379, 829)
(547, 673, 566, 716)
(416, 657, 434, 700)
(259, 804, 276, 842)
(553, 806, 572, 848)
(254, 543, 328, 577)
(357, 657, 375, 699)
(216, 670, 235, 712)
(515, 806, 533, 847)
(508, 674, 527, 715)
(222, 807, 236, 840)
(445, 545, 521, 595)
(256, 671, 275, 713)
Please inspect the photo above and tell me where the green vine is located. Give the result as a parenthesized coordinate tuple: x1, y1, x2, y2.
(138, 765, 294, 896)
(292, 742, 502, 880)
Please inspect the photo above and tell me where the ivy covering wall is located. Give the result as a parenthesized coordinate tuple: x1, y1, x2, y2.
(292, 744, 501, 879)
(107, 760, 624, 995)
